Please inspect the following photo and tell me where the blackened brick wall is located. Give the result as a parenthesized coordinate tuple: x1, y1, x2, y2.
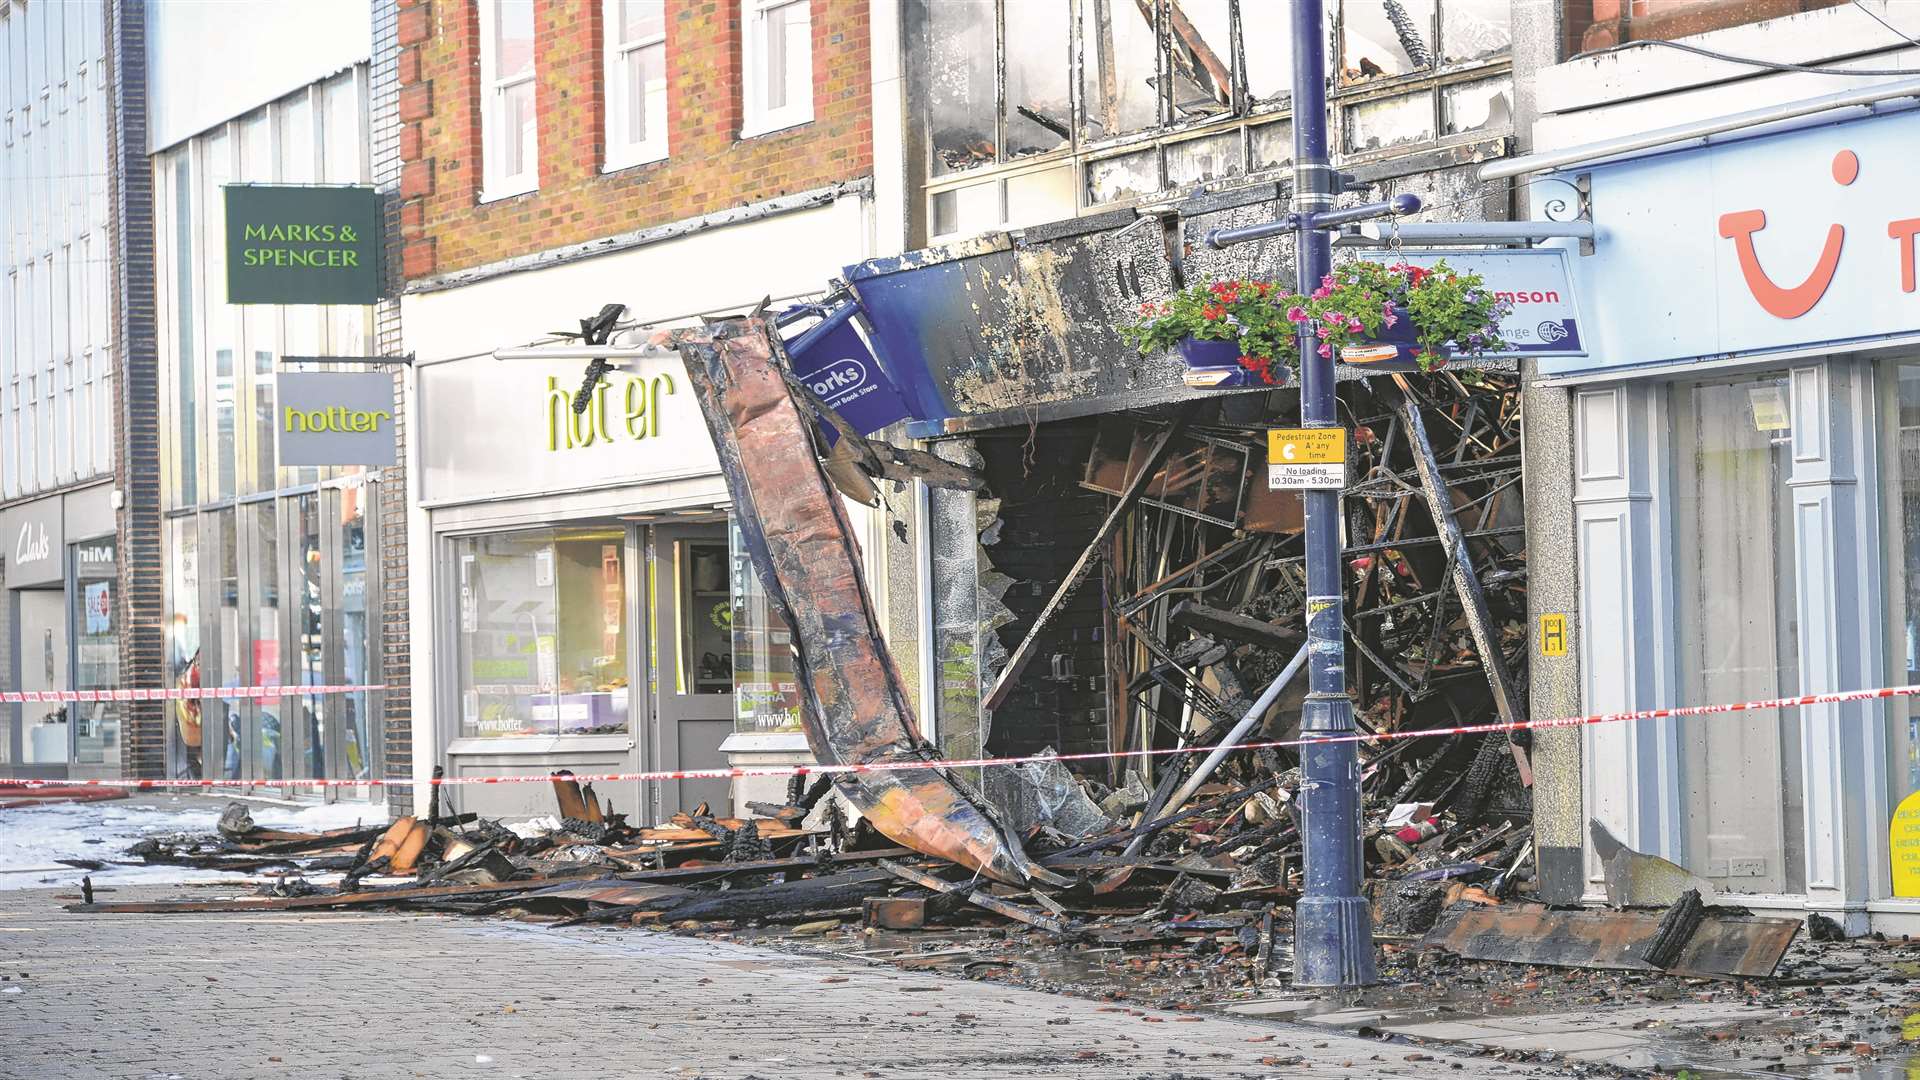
(109, 0, 165, 779)
(979, 426, 1112, 765)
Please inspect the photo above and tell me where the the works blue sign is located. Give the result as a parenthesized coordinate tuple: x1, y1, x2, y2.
(782, 302, 911, 443)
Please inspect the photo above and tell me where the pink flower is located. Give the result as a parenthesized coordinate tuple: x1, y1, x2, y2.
(1347, 318, 1363, 333)
(1384, 313, 1398, 328)
(1286, 305, 1307, 323)
(1318, 343, 1333, 359)
(1323, 311, 1345, 325)
(1321, 274, 1335, 289)
(1316, 326, 1332, 340)
(1382, 302, 1395, 318)
(1311, 285, 1332, 300)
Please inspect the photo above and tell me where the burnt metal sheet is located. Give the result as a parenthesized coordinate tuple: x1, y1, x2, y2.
(845, 214, 1188, 434)
(1425, 904, 1801, 979)
(673, 319, 1058, 886)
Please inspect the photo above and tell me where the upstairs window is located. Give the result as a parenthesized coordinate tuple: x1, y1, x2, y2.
(740, 0, 812, 138)
(479, 0, 538, 200)
(604, 0, 669, 169)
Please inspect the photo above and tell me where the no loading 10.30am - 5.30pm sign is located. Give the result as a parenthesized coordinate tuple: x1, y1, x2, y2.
(1267, 428, 1347, 490)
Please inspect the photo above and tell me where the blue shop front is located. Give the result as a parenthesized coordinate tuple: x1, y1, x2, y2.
(1536, 104, 1920, 930)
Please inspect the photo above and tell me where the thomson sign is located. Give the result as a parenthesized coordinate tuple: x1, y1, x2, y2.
(1358, 248, 1587, 359)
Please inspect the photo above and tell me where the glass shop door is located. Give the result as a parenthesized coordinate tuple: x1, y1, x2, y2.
(646, 523, 737, 822)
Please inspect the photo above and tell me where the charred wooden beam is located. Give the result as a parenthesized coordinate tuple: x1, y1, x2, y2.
(878, 859, 1073, 935)
(1168, 600, 1297, 652)
(1390, 376, 1531, 786)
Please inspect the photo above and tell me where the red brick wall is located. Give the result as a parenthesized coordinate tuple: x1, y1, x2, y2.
(397, 0, 873, 279)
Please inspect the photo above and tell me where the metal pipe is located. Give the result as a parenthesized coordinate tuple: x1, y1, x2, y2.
(492, 344, 673, 362)
(1204, 213, 1302, 249)
(1119, 645, 1307, 858)
(1478, 76, 1920, 181)
(1289, 0, 1377, 989)
(1305, 193, 1423, 230)
(1345, 221, 1595, 243)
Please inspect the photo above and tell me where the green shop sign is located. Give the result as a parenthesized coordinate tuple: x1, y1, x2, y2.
(225, 185, 384, 305)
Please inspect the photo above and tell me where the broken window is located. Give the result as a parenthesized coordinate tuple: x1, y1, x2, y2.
(1442, 77, 1511, 137)
(1164, 128, 1244, 188)
(1340, 0, 1437, 82)
(1005, 7, 1073, 160)
(926, 0, 998, 175)
(1168, 0, 1236, 120)
(1237, 1, 1297, 101)
(1248, 118, 1292, 171)
(1080, 0, 1164, 141)
(1441, 0, 1511, 63)
(1343, 91, 1434, 153)
(1085, 146, 1161, 205)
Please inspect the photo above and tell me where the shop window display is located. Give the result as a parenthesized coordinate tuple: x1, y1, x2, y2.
(457, 528, 631, 738)
(728, 521, 802, 734)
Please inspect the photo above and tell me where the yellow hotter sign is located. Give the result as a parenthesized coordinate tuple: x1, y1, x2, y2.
(1892, 788, 1920, 897)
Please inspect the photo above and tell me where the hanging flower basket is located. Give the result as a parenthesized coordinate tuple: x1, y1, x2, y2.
(1338, 302, 1447, 372)
(1121, 261, 1509, 385)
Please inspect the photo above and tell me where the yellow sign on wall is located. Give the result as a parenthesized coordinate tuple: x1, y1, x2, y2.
(1892, 789, 1920, 897)
(1539, 613, 1569, 657)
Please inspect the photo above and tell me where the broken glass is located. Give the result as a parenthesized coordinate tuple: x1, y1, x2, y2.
(1441, 0, 1511, 63)
(1344, 91, 1434, 153)
(1081, 0, 1164, 141)
(1442, 77, 1511, 137)
(925, 0, 999, 175)
(1004, 5, 1073, 160)
(1340, 0, 1435, 83)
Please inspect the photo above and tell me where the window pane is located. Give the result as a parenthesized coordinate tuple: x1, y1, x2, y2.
(171, 153, 198, 506)
(680, 539, 731, 696)
(1003, 6, 1071, 161)
(495, 0, 535, 79)
(1888, 365, 1920, 876)
(760, 0, 808, 115)
(291, 492, 327, 780)
(500, 79, 536, 178)
(250, 503, 283, 781)
(72, 538, 120, 771)
(1172, 0, 1233, 120)
(925, 0, 996, 175)
(1085, 146, 1160, 204)
(1082, 0, 1163, 140)
(1672, 376, 1804, 894)
(1250, 118, 1292, 171)
(338, 489, 374, 780)
(730, 521, 801, 733)
(1442, 76, 1511, 137)
(1341, 0, 1434, 82)
(457, 528, 631, 738)
(619, 0, 664, 42)
(1344, 91, 1433, 153)
(1239, 0, 1296, 100)
(1165, 129, 1244, 188)
(167, 517, 202, 779)
(1442, 0, 1511, 63)
(625, 41, 666, 145)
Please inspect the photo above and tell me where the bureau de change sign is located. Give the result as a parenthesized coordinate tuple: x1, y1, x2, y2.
(225, 185, 384, 305)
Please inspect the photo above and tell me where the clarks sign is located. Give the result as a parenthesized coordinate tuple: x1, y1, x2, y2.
(1537, 109, 1920, 377)
(225, 185, 384, 305)
(0, 503, 63, 587)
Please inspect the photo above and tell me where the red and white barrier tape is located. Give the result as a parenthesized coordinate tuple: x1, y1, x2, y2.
(0, 684, 384, 705)
(6, 682, 1916, 793)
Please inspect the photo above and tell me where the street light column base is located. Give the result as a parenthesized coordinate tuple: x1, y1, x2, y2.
(1292, 895, 1379, 987)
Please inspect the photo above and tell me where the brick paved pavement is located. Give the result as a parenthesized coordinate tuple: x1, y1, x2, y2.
(0, 886, 1551, 1079)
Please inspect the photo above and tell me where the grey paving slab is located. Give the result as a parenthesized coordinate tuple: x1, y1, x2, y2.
(0, 887, 1554, 1080)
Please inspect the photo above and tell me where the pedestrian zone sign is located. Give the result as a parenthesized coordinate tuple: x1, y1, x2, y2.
(1267, 428, 1346, 490)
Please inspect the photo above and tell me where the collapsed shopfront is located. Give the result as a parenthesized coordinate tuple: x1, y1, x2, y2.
(1522, 103, 1920, 931)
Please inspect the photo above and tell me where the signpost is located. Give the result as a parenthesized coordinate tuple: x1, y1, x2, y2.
(225, 185, 385, 305)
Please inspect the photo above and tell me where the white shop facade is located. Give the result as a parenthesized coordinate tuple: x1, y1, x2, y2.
(401, 194, 885, 822)
(1530, 99, 1920, 931)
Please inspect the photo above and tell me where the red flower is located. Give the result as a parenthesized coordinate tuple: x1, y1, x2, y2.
(1202, 303, 1225, 320)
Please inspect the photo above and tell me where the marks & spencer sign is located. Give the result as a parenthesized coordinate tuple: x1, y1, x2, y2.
(1536, 108, 1920, 378)
(277, 372, 396, 466)
(225, 185, 384, 305)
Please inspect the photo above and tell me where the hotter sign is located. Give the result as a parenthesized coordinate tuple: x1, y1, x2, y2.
(1535, 108, 1920, 377)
